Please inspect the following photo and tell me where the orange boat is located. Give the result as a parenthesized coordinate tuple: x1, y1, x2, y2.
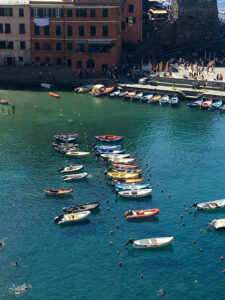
(125, 208, 160, 220)
(49, 92, 60, 98)
(113, 178, 144, 184)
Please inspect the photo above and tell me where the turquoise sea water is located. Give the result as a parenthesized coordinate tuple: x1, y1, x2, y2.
(1, 89, 225, 299)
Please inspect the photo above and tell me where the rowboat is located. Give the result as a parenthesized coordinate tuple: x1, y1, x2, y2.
(118, 188, 152, 198)
(125, 208, 160, 220)
(159, 95, 170, 105)
(113, 178, 144, 184)
(123, 91, 136, 100)
(148, 95, 161, 103)
(209, 100, 222, 111)
(109, 90, 121, 97)
(74, 85, 93, 93)
(140, 94, 153, 102)
(193, 199, 225, 210)
(89, 84, 104, 95)
(54, 133, 78, 143)
(112, 168, 142, 174)
(131, 92, 143, 101)
(95, 135, 123, 142)
(94, 86, 115, 97)
(118, 91, 128, 97)
(107, 172, 140, 179)
(65, 151, 90, 156)
(62, 172, 88, 181)
(111, 162, 140, 169)
(208, 219, 225, 230)
(200, 98, 213, 109)
(169, 96, 179, 105)
(125, 237, 174, 248)
(54, 211, 90, 225)
(55, 146, 79, 153)
(41, 83, 53, 89)
(97, 149, 125, 154)
(188, 99, 203, 107)
(101, 153, 130, 159)
(115, 183, 150, 191)
(95, 145, 121, 150)
(110, 158, 136, 164)
(63, 201, 101, 214)
(45, 188, 73, 196)
(0, 99, 9, 105)
(49, 92, 60, 98)
(220, 104, 225, 112)
(58, 165, 84, 173)
(52, 142, 79, 148)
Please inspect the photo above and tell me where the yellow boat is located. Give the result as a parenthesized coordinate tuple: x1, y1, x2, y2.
(113, 178, 145, 184)
(107, 172, 140, 179)
(44, 188, 73, 196)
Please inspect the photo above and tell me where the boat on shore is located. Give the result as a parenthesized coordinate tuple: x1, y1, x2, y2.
(45, 188, 73, 196)
(125, 208, 159, 220)
(74, 85, 93, 93)
(200, 98, 212, 109)
(208, 219, 225, 230)
(118, 188, 152, 198)
(62, 172, 88, 181)
(95, 135, 123, 142)
(63, 200, 101, 214)
(125, 236, 174, 248)
(192, 198, 225, 210)
(58, 165, 84, 174)
(54, 211, 90, 225)
(49, 92, 60, 98)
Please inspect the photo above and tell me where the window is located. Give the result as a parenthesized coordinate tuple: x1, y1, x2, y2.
(102, 9, 108, 17)
(79, 26, 84, 36)
(0, 41, 6, 49)
(35, 42, 40, 50)
(67, 43, 73, 51)
(67, 26, 72, 36)
(44, 42, 51, 50)
(86, 59, 95, 69)
(32, 8, 51, 17)
(102, 25, 108, 36)
(56, 26, 61, 36)
(0, 8, 13, 16)
(76, 9, 86, 17)
(56, 57, 61, 65)
(77, 60, 82, 68)
(19, 24, 25, 34)
(43, 8, 50, 17)
(5, 24, 11, 34)
(56, 43, 62, 51)
(54, 9, 63, 18)
(0, 24, 3, 33)
(33, 8, 38, 17)
(35, 57, 40, 62)
(20, 41, 25, 49)
(121, 21, 125, 30)
(7, 41, 13, 49)
(90, 9, 96, 17)
(67, 9, 72, 17)
(34, 25, 39, 35)
(128, 4, 134, 13)
(90, 26, 96, 36)
(19, 8, 24, 17)
(67, 59, 72, 67)
(44, 25, 49, 36)
(19, 56, 23, 62)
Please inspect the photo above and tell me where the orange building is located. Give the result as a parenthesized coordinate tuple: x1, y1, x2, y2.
(29, 0, 142, 71)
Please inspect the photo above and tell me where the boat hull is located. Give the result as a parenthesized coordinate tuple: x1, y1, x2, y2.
(133, 237, 174, 248)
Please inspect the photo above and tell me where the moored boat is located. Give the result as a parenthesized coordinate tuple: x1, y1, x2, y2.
(209, 100, 222, 111)
(58, 165, 84, 173)
(123, 91, 136, 100)
(159, 95, 170, 105)
(62, 172, 88, 181)
(41, 83, 53, 89)
(118, 188, 152, 198)
(89, 84, 104, 95)
(97, 149, 125, 154)
(200, 98, 213, 109)
(208, 219, 225, 230)
(101, 153, 130, 159)
(110, 157, 136, 164)
(111, 162, 140, 169)
(107, 172, 140, 179)
(54, 133, 78, 143)
(125, 208, 160, 220)
(94, 86, 115, 97)
(188, 98, 203, 107)
(115, 183, 150, 191)
(54, 211, 90, 225)
(118, 91, 128, 97)
(113, 178, 144, 184)
(148, 95, 161, 103)
(74, 85, 93, 93)
(63, 200, 101, 214)
(45, 188, 73, 196)
(95, 145, 121, 150)
(49, 92, 60, 98)
(131, 92, 143, 101)
(109, 90, 121, 97)
(125, 236, 174, 248)
(192, 198, 225, 210)
(0, 99, 9, 105)
(65, 151, 90, 156)
(112, 168, 142, 174)
(169, 96, 179, 105)
(220, 104, 225, 112)
(95, 135, 123, 142)
(140, 94, 153, 102)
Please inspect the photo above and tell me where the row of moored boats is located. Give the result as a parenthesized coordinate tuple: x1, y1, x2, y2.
(188, 98, 225, 111)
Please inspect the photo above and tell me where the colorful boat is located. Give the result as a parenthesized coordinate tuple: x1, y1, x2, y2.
(54, 211, 90, 225)
(45, 188, 73, 196)
(110, 158, 136, 164)
(125, 208, 160, 220)
(125, 237, 174, 248)
(113, 178, 144, 184)
(123, 91, 136, 100)
(112, 168, 142, 174)
(111, 162, 140, 169)
(94, 86, 115, 97)
(54, 133, 78, 143)
(188, 98, 203, 107)
(0, 99, 9, 105)
(107, 172, 140, 179)
(148, 95, 161, 103)
(63, 201, 101, 214)
(89, 84, 104, 95)
(49, 92, 60, 98)
(115, 183, 150, 191)
(209, 100, 222, 111)
(200, 98, 213, 109)
(97, 149, 125, 154)
(95, 135, 123, 142)
(74, 85, 93, 93)
(118, 188, 152, 198)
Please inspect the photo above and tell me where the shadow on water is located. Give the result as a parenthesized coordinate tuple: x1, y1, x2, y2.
(126, 216, 159, 223)
(125, 244, 174, 253)
(115, 195, 152, 203)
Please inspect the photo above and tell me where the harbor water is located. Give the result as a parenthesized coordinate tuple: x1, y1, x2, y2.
(1, 88, 225, 299)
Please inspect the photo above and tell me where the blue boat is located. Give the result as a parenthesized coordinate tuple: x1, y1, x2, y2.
(96, 145, 121, 150)
(97, 149, 125, 154)
(209, 100, 222, 111)
(114, 183, 150, 191)
(187, 98, 203, 108)
(112, 168, 142, 173)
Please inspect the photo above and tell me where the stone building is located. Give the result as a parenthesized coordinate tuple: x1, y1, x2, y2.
(0, 0, 31, 65)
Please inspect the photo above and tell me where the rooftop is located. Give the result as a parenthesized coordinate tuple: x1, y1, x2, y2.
(0, 0, 29, 5)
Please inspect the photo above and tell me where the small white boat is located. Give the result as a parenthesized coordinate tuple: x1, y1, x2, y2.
(131, 92, 143, 101)
(195, 199, 225, 210)
(109, 90, 121, 97)
(208, 219, 225, 230)
(96, 145, 121, 150)
(41, 83, 53, 89)
(58, 165, 84, 173)
(101, 153, 130, 159)
(109, 158, 136, 164)
(118, 91, 128, 97)
(140, 94, 153, 102)
(74, 85, 93, 93)
(62, 172, 88, 181)
(54, 210, 91, 225)
(133, 237, 174, 248)
(169, 96, 179, 105)
(159, 95, 170, 105)
(118, 188, 152, 198)
(66, 151, 90, 156)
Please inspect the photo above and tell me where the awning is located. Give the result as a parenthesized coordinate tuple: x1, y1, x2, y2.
(88, 39, 112, 44)
(149, 9, 168, 14)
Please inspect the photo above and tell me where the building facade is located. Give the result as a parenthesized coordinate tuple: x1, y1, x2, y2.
(0, 0, 31, 65)
(29, 0, 142, 71)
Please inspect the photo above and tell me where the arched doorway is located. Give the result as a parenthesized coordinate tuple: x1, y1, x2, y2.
(86, 59, 95, 69)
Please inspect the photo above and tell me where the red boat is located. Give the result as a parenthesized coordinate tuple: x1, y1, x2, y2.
(49, 92, 60, 98)
(123, 91, 136, 100)
(200, 98, 212, 109)
(94, 86, 115, 97)
(95, 135, 123, 142)
(125, 208, 160, 220)
(111, 162, 140, 169)
(0, 99, 9, 105)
